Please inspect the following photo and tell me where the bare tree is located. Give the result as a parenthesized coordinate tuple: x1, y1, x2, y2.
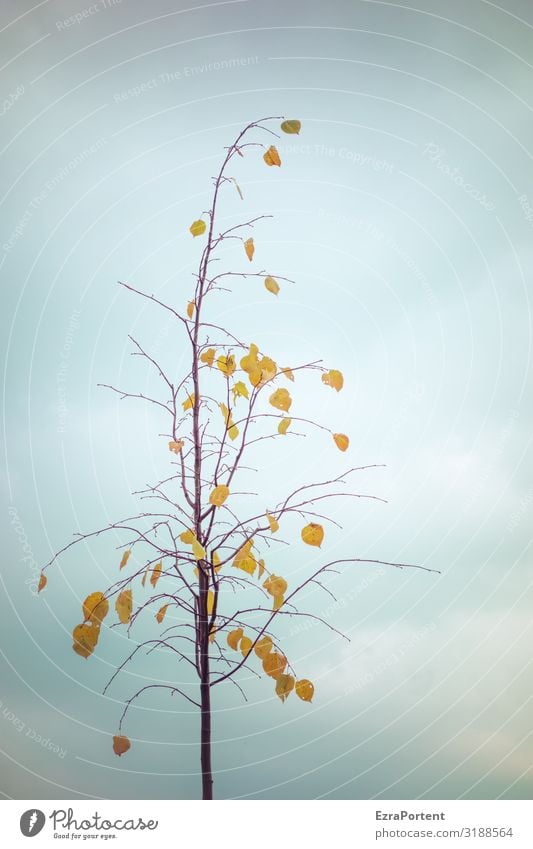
(40, 117, 434, 800)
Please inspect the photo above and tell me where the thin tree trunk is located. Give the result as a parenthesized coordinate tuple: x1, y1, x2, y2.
(200, 675, 213, 800)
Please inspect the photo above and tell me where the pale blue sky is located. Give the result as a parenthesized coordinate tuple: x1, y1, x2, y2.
(1, 0, 532, 800)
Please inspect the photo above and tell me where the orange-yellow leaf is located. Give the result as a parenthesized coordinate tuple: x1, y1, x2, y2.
(301, 523, 324, 548)
(263, 145, 281, 167)
(263, 652, 287, 680)
(207, 590, 215, 616)
(281, 367, 294, 382)
(141, 569, 148, 588)
(273, 594, 284, 611)
(233, 540, 256, 575)
(180, 529, 195, 544)
(333, 433, 350, 452)
(240, 636, 253, 657)
(269, 388, 292, 412)
(209, 485, 230, 507)
(168, 439, 184, 455)
(278, 417, 291, 435)
(259, 356, 277, 384)
(244, 237, 255, 262)
(186, 300, 195, 319)
(209, 626, 217, 644)
(254, 635, 272, 659)
(322, 369, 344, 392)
(275, 673, 295, 702)
(82, 591, 109, 625)
(264, 276, 280, 295)
(258, 558, 266, 579)
(119, 549, 131, 570)
(156, 604, 169, 624)
(263, 575, 287, 597)
(200, 348, 216, 367)
(295, 679, 315, 702)
(281, 119, 301, 135)
(115, 589, 132, 624)
(189, 219, 206, 237)
(150, 562, 162, 587)
(38, 572, 47, 593)
(112, 735, 131, 756)
(192, 539, 206, 561)
(266, 512, 279, 533)
(212, 551, 221, 572)
(227, 627, 244, 651)
(182, 392, 195, 411)
(72, 622, 100, 659)
(217, 354, 236, 377)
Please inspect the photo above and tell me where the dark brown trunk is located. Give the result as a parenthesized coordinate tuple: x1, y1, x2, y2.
(200, 677, 213, 800)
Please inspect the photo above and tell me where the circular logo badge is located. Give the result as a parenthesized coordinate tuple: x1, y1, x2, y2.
(20, 810, 46, 837)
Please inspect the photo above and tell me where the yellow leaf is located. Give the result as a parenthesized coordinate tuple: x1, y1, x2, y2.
(232, 177, 243, 199)
(278, 417, 291, 434)
(263, 652, 287, 680)
(156, 604, 169, 624)
(186, 300, 195, 319)
(333, 433, 350, 452)
(200, 348, 216, 367)
(273, 594, 284, 610)
(115, 589, 132, 624)
(112, 735, 131, 756)
(217, 354, 236, 377)
(233, 540, 256, 575)
(301, 523, 324, 548)
(38, 572, 47, 593)
(263, 145, 281, 167)
(150, 562, 162, 587)
(295, 678, 315, 702)
(209, 484, 230, 507)
(192, 539, 206, 561)
(240, 636, 253, 656)
(322, 369, 344, 392)
(244, 237, 255, 262)
(212, 551, 221, 572)
(168, 439, 184, 454)
(254, 635, 272, 659)
(82, 591, 109, 625)
(266, 512, 279, 533)
(259, 356, 277, 384)
(275, 673, 295, 702)
(119, 549, 131, 570)
(207, 590, 215, 615)
(141, 569, 148, 588)
(219, 402, 239, 440)
(258, 558, 266, 579)
(280, 119, 301, 135)
(264, 276, 280, 295)
(72, 622, 100, 659)
(263, 575, 287, 597)
(182, 392, 195, 411)
(269, 388, 292, 412)
(281, 367, 294, 382)
(189, 219, 206, 237)
(209, 626, 217, 643)
(232, 380, 249, 401)
(240, 343, 259, 374)
(180, 529, 195, 544)
(228, 423, 239, 441)
(227, 627, 244, 651)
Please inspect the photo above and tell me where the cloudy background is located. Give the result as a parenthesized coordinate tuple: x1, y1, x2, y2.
(1, 0, 532, 800)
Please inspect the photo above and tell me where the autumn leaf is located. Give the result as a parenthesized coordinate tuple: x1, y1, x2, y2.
(82, 591, 109, 625)
(263, 145, 281, 167)
(186, 300, 195, 319)
(168, 439, 184, 454)
(192, 539, 206, 561)
(263, 652, 287, 680)
(259, 356, 277, 384)
(38, 572, 47, 593)
(231, 177, 243, 199)
(227, 628, 243, 651)
(322, 369, 344, 392)
(281, 119, 301, 135)
(115, 589, 132, 624)
(112, 735, 131, 756)
(301, 523, 324, 548)
(119, 549, 131, 570)
(182, 392, 195, 411)
(276, 673, 295, 702)
(278, 417, 291, 435)
(212, 551, 221, 572)
(207, 590, 214, 616)
(209, 485, 230, 507)
(219, 403, 239, 440)
(281, 367, 294, 382)
(233, 540, 256, 575)
(258, 558, 266, 579)
(240, 636, 253, 657)
(217, 354, 236, 377)
(263, 575, 288, 597)
(269, 387, 292, 412)
(200, 348, 216, 367)
(333, 433, 350, 452)
(244, 237, 255, 262)
(150, 562, 162, 588)
(141, 569, 148, 588)
(209, 626, 217, 644)
(156, 604, 169, 624)
(254, 635, 272, 659)
(232, 380, 249, 401)
(273, 594, 284, 611)
(264, 276, 280, 295)
(266, 512, 279, 533)
(72, 622, 100, 659)
(189, 219, 206, 237)
(180, 529, 195, 544)
(295, 679, 314, 702)
(240, 343, 262, 386)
